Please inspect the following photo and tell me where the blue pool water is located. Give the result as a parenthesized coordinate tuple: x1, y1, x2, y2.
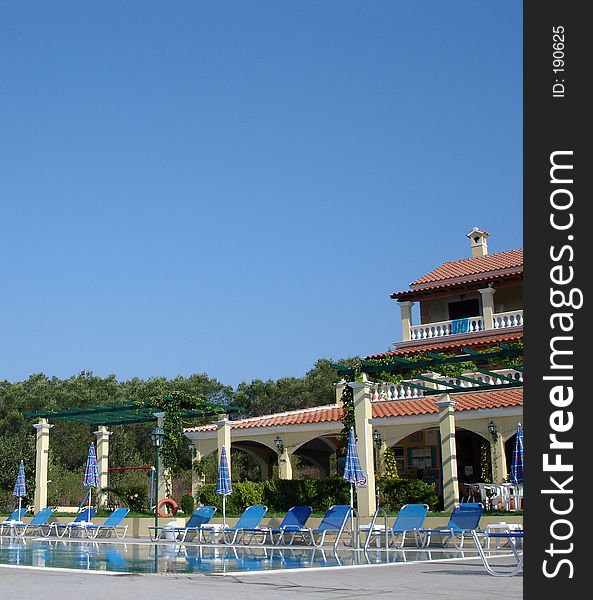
(0, 538, 479, 574)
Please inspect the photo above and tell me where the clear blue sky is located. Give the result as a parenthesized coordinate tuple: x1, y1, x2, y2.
(0, 1, 522, 388)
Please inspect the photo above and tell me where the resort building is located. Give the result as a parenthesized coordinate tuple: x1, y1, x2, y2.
(184, 227, 524, 516)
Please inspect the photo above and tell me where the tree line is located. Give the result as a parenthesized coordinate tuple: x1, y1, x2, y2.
(0, 357, 359, 504)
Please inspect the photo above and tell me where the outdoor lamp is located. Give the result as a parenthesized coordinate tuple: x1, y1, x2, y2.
(151, 426, 166, 449)
(488, 421, 498, 439)
(274, 436, 284, 454)
(373, 429, 382, 449)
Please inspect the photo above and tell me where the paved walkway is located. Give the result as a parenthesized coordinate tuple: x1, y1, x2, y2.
(1, 556, 522, 599)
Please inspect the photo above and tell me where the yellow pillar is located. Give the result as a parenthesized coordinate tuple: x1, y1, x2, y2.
(479, 287, 496, 330)
(33, 419, 53, 514)
(94, 426, 112, 506)
(399, 301, 414, 341)
(216, 414, 232, 476)
(278, 447, 293, 480)
(350, 376, 376, 518)
(436, 395, 460, 512)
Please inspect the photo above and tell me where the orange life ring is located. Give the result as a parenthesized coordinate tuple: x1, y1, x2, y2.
(157, 498, 178, 517)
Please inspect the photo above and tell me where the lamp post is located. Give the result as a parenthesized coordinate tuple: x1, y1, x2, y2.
(150, 425, 166, 530)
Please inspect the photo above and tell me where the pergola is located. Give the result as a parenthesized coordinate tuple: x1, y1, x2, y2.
(24, 394, 240, 514)
(326, 344, 523, 514)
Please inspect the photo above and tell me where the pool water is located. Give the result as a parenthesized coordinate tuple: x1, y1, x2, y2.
(0, 538, 481, 575)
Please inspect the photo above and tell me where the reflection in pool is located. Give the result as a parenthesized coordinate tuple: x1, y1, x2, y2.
(0, 538, 481, 575)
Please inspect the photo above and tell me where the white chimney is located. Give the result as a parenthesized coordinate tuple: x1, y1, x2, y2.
(466, 227, 490, 257)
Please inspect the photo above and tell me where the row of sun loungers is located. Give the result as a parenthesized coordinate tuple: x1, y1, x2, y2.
(1, 507, 129, 539)
(2, 501, 523, 574)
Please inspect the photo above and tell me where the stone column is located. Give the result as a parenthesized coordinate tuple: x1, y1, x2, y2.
(94, 426, 112, 506)
(399, 301, 414, 341)
(216, 414, 232, 476)
(350, 375, 376, 517)
(436, 395, 460, 512)
(33, 419, 53, 514)
(278, 447, 293, 480)
(479, 287, 496, 330)
(489, 423, 508, 483)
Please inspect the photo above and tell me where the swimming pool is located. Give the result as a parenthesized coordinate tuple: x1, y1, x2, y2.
(0, 538, 489, 575)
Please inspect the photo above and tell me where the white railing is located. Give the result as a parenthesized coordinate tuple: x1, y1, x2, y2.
(493, 309, 523, 329)
(409, 316, 484, 341)
(370, 369, 523, 401)
(371, 381, 425, 401)
(439, 369, 523, 390)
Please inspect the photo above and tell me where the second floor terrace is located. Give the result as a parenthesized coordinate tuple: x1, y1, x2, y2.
(390, 228, 523, 345)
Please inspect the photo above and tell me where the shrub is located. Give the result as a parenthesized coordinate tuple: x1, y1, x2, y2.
(180, 493, 195, 515)
(377, 478, 441, 511)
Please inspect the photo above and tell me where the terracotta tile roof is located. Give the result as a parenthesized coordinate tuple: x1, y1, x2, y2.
(372, 388, 523, 418)
(184, 404, 344, 433)
(184, 388, 522, 433)
(411, 249, 523, 286)
(365, 330, 523, 359)
(391, 249, 523, 299)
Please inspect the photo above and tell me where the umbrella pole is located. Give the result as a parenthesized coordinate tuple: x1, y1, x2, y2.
(18, 496, 22, 519)
(223, 495, 226, 529)
(350, 484, 355, 545)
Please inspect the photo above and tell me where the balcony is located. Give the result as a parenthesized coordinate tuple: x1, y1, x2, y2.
(370, 369, 523, 402)
(408, 310, 523, 342)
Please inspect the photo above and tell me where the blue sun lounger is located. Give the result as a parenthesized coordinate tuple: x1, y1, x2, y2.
(220, 505, 268, 544)
(0, 508, 29, 535)
(12, 508, 55, 537)
(84, 507, 129, 539)
(474, 528, 523, 576)
(417, 503, 483, 549)
(148, 505, 217, 542)
(363, 503, 429, 549)
(42, 507, 97, 538)
(289, 505, 357, 550)
(236, 505, 313, 546)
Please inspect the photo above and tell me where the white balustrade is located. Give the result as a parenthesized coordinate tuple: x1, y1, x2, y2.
(409, 316, 484, 341)
(493, 310, 524, 329)
(370, 369, 523, 401)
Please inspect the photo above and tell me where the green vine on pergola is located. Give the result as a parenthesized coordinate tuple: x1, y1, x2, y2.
(150, 391, 227, 474)
(337, 341, 523, 437)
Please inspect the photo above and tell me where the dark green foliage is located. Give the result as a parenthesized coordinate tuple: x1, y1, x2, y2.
(197, 477, 351, 514)
(233, 358, 360, 417)
(179, 493, 195, 516)
(376, 477, 441, 511)
(105, 483, 149, 512)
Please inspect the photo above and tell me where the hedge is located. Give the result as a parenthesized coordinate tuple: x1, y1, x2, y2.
(195, 477, 440, 514)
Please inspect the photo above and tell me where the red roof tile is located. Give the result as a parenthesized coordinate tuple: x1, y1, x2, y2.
(410, 249, 523, 286)
(184, 389, 522, 433)
(184, 405, 344, 433)
(365, 330, 523, 359)
(372, 388, 523, 418)
(391, 249, 523, 299)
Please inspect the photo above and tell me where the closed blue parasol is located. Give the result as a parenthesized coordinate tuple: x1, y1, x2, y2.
(216, 446, 232, 527)
(510, 423, 524, 485)
(343, 427, 366, 511)
(83, 442, 100, 516)
(13, 460, 27, 519)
